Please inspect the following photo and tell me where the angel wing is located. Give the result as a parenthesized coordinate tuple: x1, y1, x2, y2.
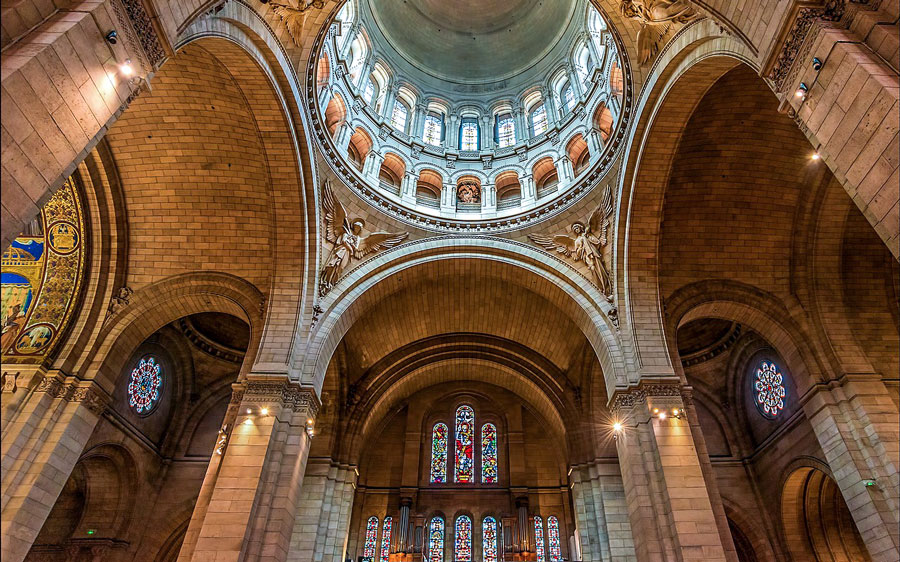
(635, 22, 669, 64)
(321, 180, 349, 243)
(356, 231, 409, 258)
(587, 184, 614, 246)
(269, 2, 306, 46)
(528, 234, 578, 257)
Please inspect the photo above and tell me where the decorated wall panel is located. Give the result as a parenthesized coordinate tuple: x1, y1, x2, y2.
(2, 177, 85, 362)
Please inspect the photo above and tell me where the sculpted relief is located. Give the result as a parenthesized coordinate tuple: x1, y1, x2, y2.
(620, 0, 698, 64)
(528, 184, 615, 301)
(320, 180, 408, 296)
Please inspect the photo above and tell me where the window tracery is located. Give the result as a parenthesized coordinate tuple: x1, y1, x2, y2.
(391, 102, 409, 131)
(128, 355, 163, 414)
(380, 517, 393, 562)
(455, 516, 472, 562)
(496, 114, 515, 148)
(423, 113, 443, 146)
(547, 516, 561, 562)
(428, 517, 445, 562)
(530, 105, 548, 136)
(482, 517, 498, 562)
(460, 119, 480, 151)
(454, 405, 475, 482)
(754, 360, 786, 418)
(364, 516, 379, 558)
(534, 516, 545, 562)
(481, 423, 497, 483)
(431, 422, 449, 483)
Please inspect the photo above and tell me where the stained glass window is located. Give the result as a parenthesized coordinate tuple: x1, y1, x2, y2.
(128, 356, 162, 414)
(481, 423, 497, 483)
(564, 86, 575, 113)
(460, 120, 479, 151)
(428, 517, 444, 562)
(754, 360, 786, 418)
(496, 115, 515, 148)
(482, 517, 498, 562)
(530, 105, 548, 136)
(431, 422, 449, 483)
(391, 102, 408, 132)
(423, 114, 443, 146)
(547, 516, 561, 562)
(380, 517, 392, 562)
(455, 516, 472, 562)
(534, 516, 545, 562)
(454, 405, 475, 483)
(363, 516, 379, 559)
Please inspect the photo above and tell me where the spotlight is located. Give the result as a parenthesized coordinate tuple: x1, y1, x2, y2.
(812, 57, 823, 71)
(811, 152, 821, 160)
(612, 422, 623, 432)
(671, 408, 684, 420)
(246, 408, 252, 414)
(120, 59, 134, 76)
(260, 407, 269, 416)
(105, 30, 118, 44)
(795, 83, 809, 98)
(658, 411, 666, 420)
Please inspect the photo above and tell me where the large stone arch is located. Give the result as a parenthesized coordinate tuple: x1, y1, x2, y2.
(86, 272, 264, 393)
(615, 25, 758, 375)
(298, 237, 624, 399)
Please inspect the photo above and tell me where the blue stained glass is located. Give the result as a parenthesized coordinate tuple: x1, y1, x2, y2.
(454, 406, 474, 483)
(431, 423, 448, 483)
(363, 516, 378, 558)
(482, 517, 498, 562)
(455, 516, 472, 562)
(534, 516, 545, 562)
(128, 356, 162, 414)
(481, 423, 497, 483)
(380, 517, 392, 562)
(428, 517, 444, 562)
(547, 516, 561, 562)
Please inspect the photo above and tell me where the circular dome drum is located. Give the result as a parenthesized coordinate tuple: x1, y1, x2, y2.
(308, 0, 633, 231)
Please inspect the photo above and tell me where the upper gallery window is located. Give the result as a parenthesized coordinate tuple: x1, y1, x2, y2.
(430, 405, 499, 484)
(363, 78, 376, 104)
(430, 422, 449, 483)
(496, 114, 515, 148)
(128, 355, 163, 414)
(459, 118, 480, 151)
(563, 86, 575, 113)
(530, 105, 548, 136)
(454, 405, 475, 482)
(423, 113, 444, 146)
(391, 102, 409, 132)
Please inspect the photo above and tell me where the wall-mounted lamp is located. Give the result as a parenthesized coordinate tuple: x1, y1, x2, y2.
(812, 57, 823, 71)
(119, 59, 134, 77)
(305, 418, 315, 439)
(795, 82, 809, 98)
(652, 408, 683, 420)
(105, 30, 118, 44)
(612, 421, 623, 441)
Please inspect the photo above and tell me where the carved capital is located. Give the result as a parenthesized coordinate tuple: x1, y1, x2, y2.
(610, 381, 686, 414)
(243, 378, 321, 418)
(36, 373, 110, 415)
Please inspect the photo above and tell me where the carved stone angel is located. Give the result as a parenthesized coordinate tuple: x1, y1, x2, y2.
(264, 0, 329, 46)
(320, 180, 408, 296)
(528, 184, 615, 300)
(620, 0, 697, 64)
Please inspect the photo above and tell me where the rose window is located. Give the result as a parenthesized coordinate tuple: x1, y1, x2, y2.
(128, 355, 163, 414)
(754, 360, 786, 418)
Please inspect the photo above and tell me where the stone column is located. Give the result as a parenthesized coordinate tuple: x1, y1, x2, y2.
(611, 382, 729, 562)
(481, 115, 494, 150)
(441, 183, 456, 212)
(482, 183, 496, 212)
(569, 461, 637, 561)
(412, 104, 427, 140)
(288, 459, 358, 562)
(334, 121, 353, 155)
(586, 128, 603, 158)
(383, 85, 399, 121)
(520, 175, 536, 204)
(555, 156, 574, 189)
(364, 152, 384, 182)
(0, 371, 109, 562)
(401, 171, 417, 203)
(567, 64, 584, 100)
(178, 376, 319, 562)
(513, 107, 527, 143)
(804, 374, 899, 561)
(447, 114, 460, 149)
(541, 88, 558, 128)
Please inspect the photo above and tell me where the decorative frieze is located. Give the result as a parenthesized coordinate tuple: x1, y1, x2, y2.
(610, 381, 687, 414)
(769, 0, 845, 91)
(35, 373, 109, 415)
(116, 0, 166, 69)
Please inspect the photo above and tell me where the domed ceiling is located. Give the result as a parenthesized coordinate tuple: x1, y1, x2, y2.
(368, 0, 577, 83)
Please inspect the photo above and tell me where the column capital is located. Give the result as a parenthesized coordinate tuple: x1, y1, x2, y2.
(34, 371, 111, 416)
(609, 380, 688, 415)
(235, 376, 321, 419)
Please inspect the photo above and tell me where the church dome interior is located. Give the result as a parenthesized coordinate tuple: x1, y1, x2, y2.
(1, 0, 898, 562)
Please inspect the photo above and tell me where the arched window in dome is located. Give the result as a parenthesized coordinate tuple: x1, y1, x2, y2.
(363, 78, 376, 105)
(574, 44, 591, 84)
(753, 360, 786, 419)
(530, 105, 548, 136)
(588, 8, 607, 63)
(454, 405, 475, 483)
(391, 101, 409, 132)
(335, 0, 355, 49)
(380, 517, 393, 562)
(454, 516, 472, 562)
(428, 517, 445, 562)
(482, 517, 498, 562)
(459, 118, 480, 151)
(563, 85, 575, 113)
(533, 516, 545, 562)
(347, 33, 368, 85)
(430, 422, 449, 483)
(128, 355, 163, 414)
(547, 516, 562, 562)
(495, 113, 516, 148)
(423, 112, 444, 146)
(481, 423, 497, 483)
(363, 516, 379, 559)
